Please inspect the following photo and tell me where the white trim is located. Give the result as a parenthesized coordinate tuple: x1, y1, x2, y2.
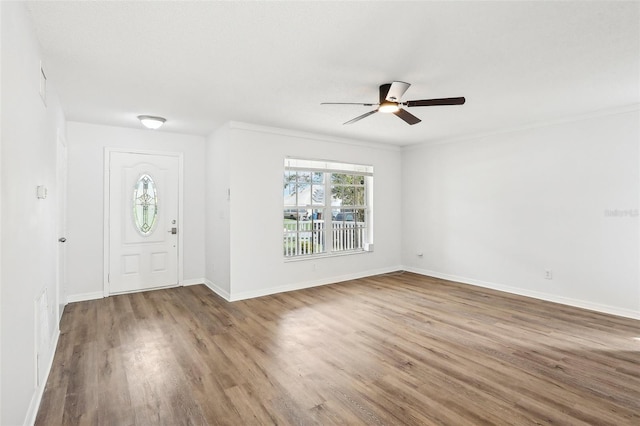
(203, 279, 231, 301)
(177, 154, 185, 286)
(228, 266, 402, 302)
(403, 266, 640, 321)
(108, 284, 180, 297)
(66, 291, 104, 304)
(24, 328, 60, 426)
(103, 151, 110, 297)
(181, 278, 205, 286)
(405, 103, 640, 150)
(229, 121, 401, 152)
(284, 248, 370, 263)
(55, 129, 68, 323)
(103, 148, 184, 297)
(284, 157, 374, 175)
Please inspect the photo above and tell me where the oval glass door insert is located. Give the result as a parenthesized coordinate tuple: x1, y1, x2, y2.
(133, 174, 158, 235)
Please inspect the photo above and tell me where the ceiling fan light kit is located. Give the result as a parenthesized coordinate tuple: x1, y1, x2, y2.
(322, 81, 465, 125)
(378, 101, 400, 113)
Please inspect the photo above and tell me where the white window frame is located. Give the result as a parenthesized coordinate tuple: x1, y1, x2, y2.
(284, 158, 373, 259)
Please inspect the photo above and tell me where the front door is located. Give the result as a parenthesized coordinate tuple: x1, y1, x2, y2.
(108, 151, 180, 294)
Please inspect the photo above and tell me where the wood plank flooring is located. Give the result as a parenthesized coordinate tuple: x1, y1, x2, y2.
(36, 272, 640, 425)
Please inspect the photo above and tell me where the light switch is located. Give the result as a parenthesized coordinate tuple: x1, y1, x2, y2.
(36, 185, 47, 199)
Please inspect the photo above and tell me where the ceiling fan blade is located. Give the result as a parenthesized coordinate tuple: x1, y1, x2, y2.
(404, 97, 466, 107)
(378, 83, 392, 104)
(394, 108, 421, 125)
(385, 81, 411, 102)
(344, 110, 378, 125)
(321, 102, 377, 106)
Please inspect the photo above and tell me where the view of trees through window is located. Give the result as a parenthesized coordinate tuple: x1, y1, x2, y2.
(284, 160, 372, 258)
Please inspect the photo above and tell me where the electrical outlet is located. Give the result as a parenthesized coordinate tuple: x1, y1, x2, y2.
(544, 269, 553, 280)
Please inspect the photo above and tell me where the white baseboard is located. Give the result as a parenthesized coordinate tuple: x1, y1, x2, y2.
(181, 278, 205, 287)
(228, 265, 403, 302)
(24, 328, 60, 426)
(66, 291, 104, 304)
(203, 279, 231, 301)
(403, 266, 640, 321)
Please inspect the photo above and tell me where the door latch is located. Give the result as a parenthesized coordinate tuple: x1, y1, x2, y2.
(168, 227, 177, 234)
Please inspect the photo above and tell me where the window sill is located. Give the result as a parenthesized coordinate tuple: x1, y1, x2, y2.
(284, 248, 372, 263)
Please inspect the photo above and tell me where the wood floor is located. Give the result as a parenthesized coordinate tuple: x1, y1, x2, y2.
(36, 272, 640, 425)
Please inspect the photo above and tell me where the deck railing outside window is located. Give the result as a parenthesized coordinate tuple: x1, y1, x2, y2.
(283, 220, 366, 257)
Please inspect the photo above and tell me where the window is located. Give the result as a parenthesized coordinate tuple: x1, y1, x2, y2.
(284, 158, 373, 258)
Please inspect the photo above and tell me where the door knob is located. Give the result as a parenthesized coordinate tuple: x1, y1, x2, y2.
(58, 237, 67, 243)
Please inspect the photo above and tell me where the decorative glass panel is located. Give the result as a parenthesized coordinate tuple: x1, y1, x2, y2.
(133, 174, 158, 235)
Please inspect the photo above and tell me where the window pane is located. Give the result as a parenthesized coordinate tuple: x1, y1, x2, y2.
(298, 216, 312, 231)
(284, 171, 295, 191)
(296, 183, 311, 206)
(331, 173, 348, 184)
(309, 208, 324, 221)
(331, 185, 345, 206)
(298, 171, 311, 184)
(284, 209, 308, 223)
(312, 172, 324, 183)
(133, 174, 158, 236)
(342, 187, 356, 206)
(283, 213, 297, 232)
(283, 190, 296, 206)
(331, 208, 366, 252)
(355, 187, 365, 206)
(332, 209, 355, 224)
(283, 232, 297, 256)
(283, 171, 297, 206)
(310, 209, 325, 254)
(311, 185, 324, 205)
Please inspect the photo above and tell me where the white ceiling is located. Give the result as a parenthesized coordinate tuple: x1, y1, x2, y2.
(27, 1, 639, 146)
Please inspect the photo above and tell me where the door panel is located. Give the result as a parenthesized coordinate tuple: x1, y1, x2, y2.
(108, 152, 179, 294)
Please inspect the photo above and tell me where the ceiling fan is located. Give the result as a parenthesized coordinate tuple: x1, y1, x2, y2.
(322, 81, 465, 125)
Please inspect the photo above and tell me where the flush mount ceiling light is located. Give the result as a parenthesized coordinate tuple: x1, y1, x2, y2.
(137, 115, 166, 130)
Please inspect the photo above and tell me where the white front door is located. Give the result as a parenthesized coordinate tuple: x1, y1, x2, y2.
(108, 151, 180, 294)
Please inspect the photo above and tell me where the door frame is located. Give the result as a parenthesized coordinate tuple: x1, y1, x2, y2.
(56, 129, 68, 322)
(103, 148, 184, 297)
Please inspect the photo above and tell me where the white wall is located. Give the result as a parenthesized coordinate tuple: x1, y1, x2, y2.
(66, 122, 206, 300)
(1, 2, 66, 424)
(205, 124, 231, 297)
(205, 122, 403, 301)
(402, 108, 640, 318)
